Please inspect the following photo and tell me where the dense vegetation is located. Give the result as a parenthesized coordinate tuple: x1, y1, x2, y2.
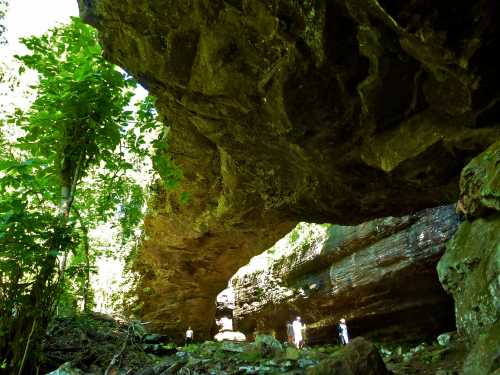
(0, 17, 176, 374)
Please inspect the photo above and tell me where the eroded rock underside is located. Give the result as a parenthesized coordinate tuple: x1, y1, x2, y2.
(78, 0, 500, 338)
(231, 205, 459, 343)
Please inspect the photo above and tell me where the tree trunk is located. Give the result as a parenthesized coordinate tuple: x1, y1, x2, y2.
(8, 152, 85, 374)
(81, 224, 91, 313)
(58, 152, 83, 277)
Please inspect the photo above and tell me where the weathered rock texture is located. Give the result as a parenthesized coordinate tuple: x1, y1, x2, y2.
(437, 141, 500, 375)
(78, 0, 500, 338)
(132, 205, 293, 338)
(231, 205, 460, 343)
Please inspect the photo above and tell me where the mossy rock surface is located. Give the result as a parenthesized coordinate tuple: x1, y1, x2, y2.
(463, 321, 500, 375)
(438, 214, 500, 338)
(460, 141, 500, 219)
(437, 143, 500, 374)
(438, 143, 500, 341)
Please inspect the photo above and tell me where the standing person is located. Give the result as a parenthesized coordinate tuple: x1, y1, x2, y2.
(185, 326, 194, 345)
(337, 318, 349, 345)
(286, 321, 294, 345)
(292, 316, 305, 349)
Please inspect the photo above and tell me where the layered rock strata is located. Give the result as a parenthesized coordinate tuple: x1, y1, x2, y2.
(231, 205, 460, 343)
(79, 0, 500, 337)
(437, 141, 500, 375)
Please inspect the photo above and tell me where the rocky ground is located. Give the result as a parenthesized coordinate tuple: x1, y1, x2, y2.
(381, 334, 467, 375)
(43, 315, 467, 374)
(41, 314, 156, 373)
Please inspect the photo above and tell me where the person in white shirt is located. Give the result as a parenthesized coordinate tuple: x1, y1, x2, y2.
(337, 318, 349, 345)
(185, 326, 194, 345)
(292, 316, 305, 348)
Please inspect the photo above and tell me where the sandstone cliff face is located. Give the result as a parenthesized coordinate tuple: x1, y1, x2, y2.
(78, 0, 500, 338)
(231, 205, 459, 343)
(437, 141, 500, 375)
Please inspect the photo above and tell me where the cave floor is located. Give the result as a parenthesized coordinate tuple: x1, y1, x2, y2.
(41, 315, 467, 374)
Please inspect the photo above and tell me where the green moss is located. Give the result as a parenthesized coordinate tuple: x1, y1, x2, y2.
(289, 228, 300, 243)
(255, 287, 265, 298)
(437, 142, 500, 347)
(460, 141, 500, 218)
(301, 1, 326, 66)
(463, 321, 500, 375)
(437, 214, 500, 339)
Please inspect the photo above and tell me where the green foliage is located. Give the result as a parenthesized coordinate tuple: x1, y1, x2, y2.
(124, 95, 183, 190)
(151, 130, 183, 189)
(0, 158, 79, 373)
(125, 95, 158, 158)
(13, 17, 136, 192)
(0, 13, 187, 373)
(238, 347, 264, 363)
(0, 17, 164, 373)
(161, 342, 177, 350)
(119, 183, 145, 240)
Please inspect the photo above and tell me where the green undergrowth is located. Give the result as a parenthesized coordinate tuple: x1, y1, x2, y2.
(149, 336, 341, 374)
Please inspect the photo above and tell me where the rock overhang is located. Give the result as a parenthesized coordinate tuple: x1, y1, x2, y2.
(78, 0, 500, 338)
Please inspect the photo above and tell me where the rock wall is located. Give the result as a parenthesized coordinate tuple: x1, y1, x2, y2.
(231, 205, 460, 343)
(78, 0, 500, 338)
(437, 141, 500, 375)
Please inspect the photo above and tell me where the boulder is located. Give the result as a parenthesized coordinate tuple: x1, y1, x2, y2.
(459, 141, 500, 219)
(254, 334, 283, 356)
(306, 337, 389, 375)
(47, 363, 84, 375)
(214, 330, 246, 342)
(437, 212, 500, 341)
(437, 332, 452, 347)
